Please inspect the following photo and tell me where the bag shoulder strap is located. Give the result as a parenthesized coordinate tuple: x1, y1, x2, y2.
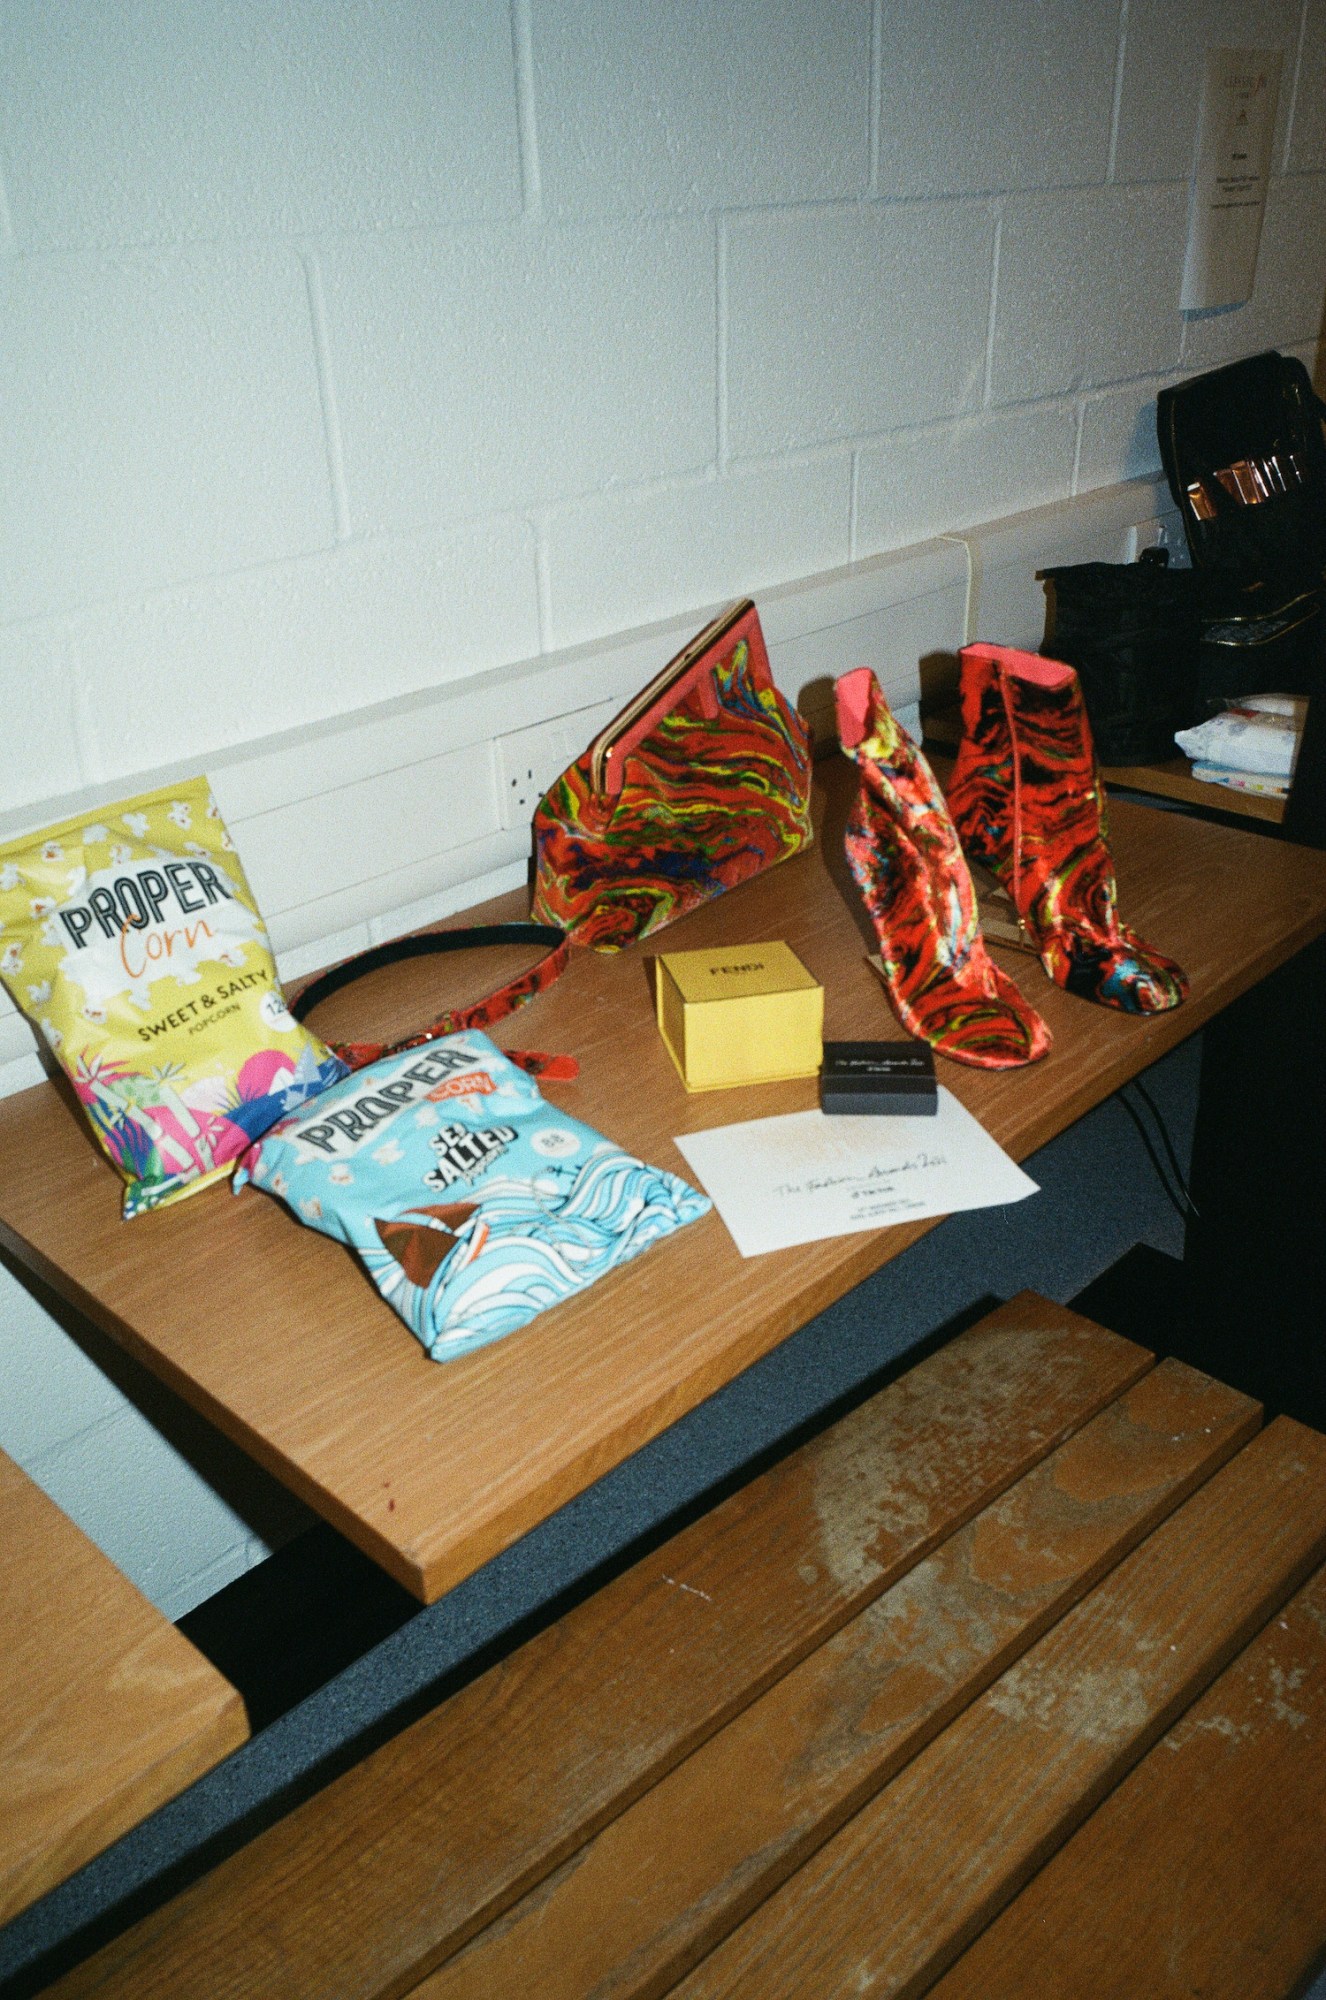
(292, 922, 571, 1073)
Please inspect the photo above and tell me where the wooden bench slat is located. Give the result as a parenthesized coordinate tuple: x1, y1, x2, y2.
(418, 1359, 1260, 2000)
(673, 1416, 1326, 2000)
(0, 1452, 248, 1926)
(45, 1296, 1149, 2000)
(928, 1558, 1326, 2000)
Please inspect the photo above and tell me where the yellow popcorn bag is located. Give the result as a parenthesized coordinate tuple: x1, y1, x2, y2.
(0, 777, 347, 1217)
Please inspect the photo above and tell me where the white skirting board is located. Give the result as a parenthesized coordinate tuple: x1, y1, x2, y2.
(0, 476, 1179, 1099)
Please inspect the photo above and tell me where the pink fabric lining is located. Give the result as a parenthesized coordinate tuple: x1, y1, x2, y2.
(835, 667, 874, 750)
(962, 643, 1073, 689)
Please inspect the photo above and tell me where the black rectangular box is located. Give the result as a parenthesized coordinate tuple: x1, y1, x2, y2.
(820, 1040, 937, 1116)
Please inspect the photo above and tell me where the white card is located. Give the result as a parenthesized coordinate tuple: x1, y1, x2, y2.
(1181, 48, 1282, 311)
(674, 1088, 1037, 1259)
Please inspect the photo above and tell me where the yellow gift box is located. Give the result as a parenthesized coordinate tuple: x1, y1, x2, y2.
(655, 941, 823, 1092)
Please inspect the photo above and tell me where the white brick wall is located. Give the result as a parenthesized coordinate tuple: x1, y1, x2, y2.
(0, 0, 1323, 1619)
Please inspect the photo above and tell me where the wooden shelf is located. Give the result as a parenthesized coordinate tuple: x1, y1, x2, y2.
(1100, 753, 1287, 823)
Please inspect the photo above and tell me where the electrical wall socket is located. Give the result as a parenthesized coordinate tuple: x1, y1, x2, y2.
(1126, 516, 1178, 562)
(494, 701, 617, 829)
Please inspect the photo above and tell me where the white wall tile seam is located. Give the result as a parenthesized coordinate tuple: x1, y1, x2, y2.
(12, 208, 567, 256)
(938, 534, 977, 647)
(1001, 178, 1191, 210)
(1108, 164, 1317, 199)
(1085, 171, 1200, 196)
(0, 188, 1085, 256)
(1078, 369, 1186, 402)
(714, 190, 999, 224)
(21, 1401, 147, 1471)
(510, 0, 542, 219)
(533, 523, 554, 651)
(982, 205, 1003, 409)
(341, 191, 1004, 230)
(298, 248, 352, 543)
(1106, 0, 1129, 185)
(0, 152, 15, 254)
(68, 630, 104, 788)
(873, 165, 1141, 201)
(1280, 0, 1312, 173)
(282, 198, 952, 241)
(848, 450, 861, 563)
(730, 399, 1081, 467)
(715, 217, 730, 472)
(1070, 400, 1086, 497)
(458, 188, 1030, 222)
(1059, 364, 1189, 396)
(0, 518, 550, 639)
(331, 469, 724, 546)
(41, 208, 653, 261)
(869, 0, 884, 199)
(550, 451, 857, 499)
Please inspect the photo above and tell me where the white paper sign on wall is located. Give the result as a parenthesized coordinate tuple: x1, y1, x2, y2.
(1181, 47, 1283, 312)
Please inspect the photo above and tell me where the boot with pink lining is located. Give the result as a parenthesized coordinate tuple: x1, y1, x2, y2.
(946, 643, 1188, 1014)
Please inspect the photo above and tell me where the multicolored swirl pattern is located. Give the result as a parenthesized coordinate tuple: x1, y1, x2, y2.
(837, 669, 1051, 1069)
(946, 644, 1189, 1014)
(531, 635, 813, 952)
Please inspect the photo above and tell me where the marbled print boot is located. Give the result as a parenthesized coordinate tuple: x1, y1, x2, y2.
(835, 668, 1050, 1069)
(946, 644, 1188, 1014)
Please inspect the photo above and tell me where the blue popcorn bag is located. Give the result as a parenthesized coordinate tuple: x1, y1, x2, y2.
(235, 1032, 710, 1360)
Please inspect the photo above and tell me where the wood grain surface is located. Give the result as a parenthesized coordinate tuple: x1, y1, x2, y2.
(418, 1359, 1260, 2000)
(674, 1416, 1326, 2000)
(928, 1558, 1326, 2000)
(0, 1450, 247, 1926)
(1102, 755, 1287, 824)
(42, 1300, 1147, 2000)
(2, 762, 1324, 1600)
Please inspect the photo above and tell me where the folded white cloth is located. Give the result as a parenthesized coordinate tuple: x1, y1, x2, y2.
(1175, 696, 1305, 779)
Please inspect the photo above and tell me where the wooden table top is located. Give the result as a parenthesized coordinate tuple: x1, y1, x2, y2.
(2, 760, 1325, 1603)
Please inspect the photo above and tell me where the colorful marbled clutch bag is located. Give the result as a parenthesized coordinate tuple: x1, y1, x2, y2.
(531, 600, 813, 952)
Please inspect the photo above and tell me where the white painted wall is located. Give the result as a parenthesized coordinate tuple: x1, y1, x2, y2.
(1, 1, 1324, 1619)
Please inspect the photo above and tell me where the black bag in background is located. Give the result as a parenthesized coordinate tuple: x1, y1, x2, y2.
(1158, 351, 1326, 589)
(1039, 549, 1203, 765)
(1195, 587, 1323, 707)
(1157, 350, 1326, 705)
